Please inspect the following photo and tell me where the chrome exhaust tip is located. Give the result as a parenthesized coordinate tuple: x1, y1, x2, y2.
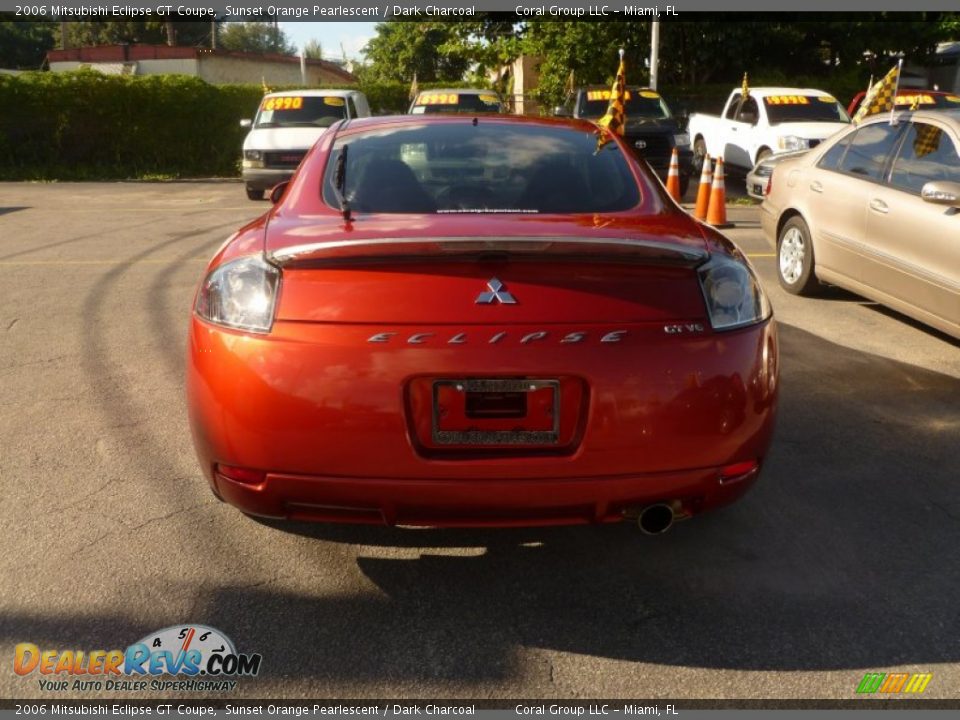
(638, 503, 675, 535)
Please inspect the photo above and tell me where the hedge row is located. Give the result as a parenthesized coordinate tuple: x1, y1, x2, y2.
(0, 72, 479, 180)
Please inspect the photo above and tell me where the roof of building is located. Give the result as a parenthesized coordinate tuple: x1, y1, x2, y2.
(46, 45, 356, 83)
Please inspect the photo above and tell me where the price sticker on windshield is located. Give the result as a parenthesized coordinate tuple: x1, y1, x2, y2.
(896, 94, 935, 106)
(261, 97, 303, 111)
(419, 93, 459, 105)
(765, 95, 811, 105)
(586, 90, 634, 101)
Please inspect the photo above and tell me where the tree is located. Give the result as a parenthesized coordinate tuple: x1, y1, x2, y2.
(218, 22, 296, 55)
(0, 21, 56, 69)
(363, 21, 471, 82)
(303, 39, 323, 60)
(63, 20, 214, 48)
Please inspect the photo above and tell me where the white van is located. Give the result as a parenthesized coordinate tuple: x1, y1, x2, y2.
(240, 89, 371, 200)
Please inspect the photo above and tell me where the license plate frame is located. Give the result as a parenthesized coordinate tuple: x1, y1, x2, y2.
(431, 378, 560, 446)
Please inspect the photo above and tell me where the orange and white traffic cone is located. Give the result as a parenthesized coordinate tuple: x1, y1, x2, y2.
(706, 158, 734, 228)
(665, 147, 682, 202)
(693, 155, 712, 221)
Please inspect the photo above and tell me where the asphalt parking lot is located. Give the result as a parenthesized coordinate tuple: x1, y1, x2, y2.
(2, 181, 959, 701)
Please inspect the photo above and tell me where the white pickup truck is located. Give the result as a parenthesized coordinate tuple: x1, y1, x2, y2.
(687, 87, 850, 173)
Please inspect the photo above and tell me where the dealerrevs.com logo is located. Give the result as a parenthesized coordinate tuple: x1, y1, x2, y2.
(14, 625, 262, 693)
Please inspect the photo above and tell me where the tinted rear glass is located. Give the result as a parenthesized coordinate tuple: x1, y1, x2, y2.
(411, 92, 502, 114)
(579, 89, 671, 119)
(322, 122, 641, 214)
(763, 95, 849, 124)
(255, 96, 347, 128)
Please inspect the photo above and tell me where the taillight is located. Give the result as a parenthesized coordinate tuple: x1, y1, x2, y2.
(719, 459, 759, 484)
(216, 464, 267, 486)
(764, 172, 773, 197)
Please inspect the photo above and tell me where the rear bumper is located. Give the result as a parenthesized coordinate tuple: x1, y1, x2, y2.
(212, 463, 762, 527)
(187, 314, 778, 527)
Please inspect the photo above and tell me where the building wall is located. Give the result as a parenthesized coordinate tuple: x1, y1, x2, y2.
(198, 56, 354, 86)
(49, 59, 198, 76)
(511, 55, 542, 115)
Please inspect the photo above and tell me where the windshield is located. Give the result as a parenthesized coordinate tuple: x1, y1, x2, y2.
(763, 95, 850, 124)
(852, 92, 960, 115)
(578, 89, 671, 120)
(411, 92, 503, 114)
(322, 122, 641, 214)
(255, 96, 348, 128)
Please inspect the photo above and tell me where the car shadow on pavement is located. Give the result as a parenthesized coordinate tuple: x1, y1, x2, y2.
(3, 323, 958, 680)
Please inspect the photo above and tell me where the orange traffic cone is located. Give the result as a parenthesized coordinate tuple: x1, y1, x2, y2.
(665, 147, 682, 202)
(706, 157, 734, 228)
(693, 155, 712, 221)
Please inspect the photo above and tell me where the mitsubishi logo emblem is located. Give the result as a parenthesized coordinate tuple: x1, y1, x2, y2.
(475, 277, 517, 305)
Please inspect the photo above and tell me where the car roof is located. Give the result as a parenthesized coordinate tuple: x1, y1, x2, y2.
(747, 87, 837, 97)
(863, 108, 960, 126)
(581, 84, 661, 91)
(415, 88, 499, 97)
(265, 89, 361, 98)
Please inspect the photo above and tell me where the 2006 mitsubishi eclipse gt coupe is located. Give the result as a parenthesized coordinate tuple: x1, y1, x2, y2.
(187, 114, 779, 533)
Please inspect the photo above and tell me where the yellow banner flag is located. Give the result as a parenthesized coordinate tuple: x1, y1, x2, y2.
(596, 49, 626, 150)
(853, 63, 900, 124)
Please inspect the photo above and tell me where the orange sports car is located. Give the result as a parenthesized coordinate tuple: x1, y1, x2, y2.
(187, 114, 779, 532)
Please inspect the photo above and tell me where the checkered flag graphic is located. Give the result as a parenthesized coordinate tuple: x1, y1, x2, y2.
(596, 49, 627, 151)
(853, 64, 900, 124)
(913, 124, 942, 158)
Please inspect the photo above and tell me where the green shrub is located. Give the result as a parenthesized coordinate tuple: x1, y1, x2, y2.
(0, 72, 481, 180)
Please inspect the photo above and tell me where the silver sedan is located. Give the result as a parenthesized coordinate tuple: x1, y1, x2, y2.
(761, 109, 960, 339)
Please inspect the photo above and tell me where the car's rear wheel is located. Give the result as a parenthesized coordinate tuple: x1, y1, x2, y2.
(693, 137, 707, 175)
(246, 186, 265, 201)
(777, 216, 821, 295)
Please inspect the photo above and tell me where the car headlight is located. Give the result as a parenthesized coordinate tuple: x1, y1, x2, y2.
(698, 254, 771, 331)
(243, 150, 264, 168)
(673, 132, 691, 147)
(195, 255, 280, 333)
(777, 135, 809, 152)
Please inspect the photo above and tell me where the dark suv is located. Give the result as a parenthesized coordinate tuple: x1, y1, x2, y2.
(556, 85, 693, 196)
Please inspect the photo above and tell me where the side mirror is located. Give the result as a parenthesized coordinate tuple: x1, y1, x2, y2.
(921, 180, 960, 207)
(553, 106, 572, 117)
(269, 181, 290, 205)
(240, 119, 252, 129)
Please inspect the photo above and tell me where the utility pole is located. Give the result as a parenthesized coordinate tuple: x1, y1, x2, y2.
(649, 21, 660, 90)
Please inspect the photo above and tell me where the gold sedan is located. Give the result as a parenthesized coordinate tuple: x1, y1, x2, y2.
(761, 108, 960, 339)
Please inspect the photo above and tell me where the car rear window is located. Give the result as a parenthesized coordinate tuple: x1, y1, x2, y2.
(411, 92, 502, 114)
(321, 122, 641, 214)
(764, 95, 849, 124)
(255, 96, 348, 128)
(579, 88, 671, 119)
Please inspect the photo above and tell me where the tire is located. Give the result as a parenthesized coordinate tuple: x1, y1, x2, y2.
(755, 147, 772, 165)
(246, 186, 265, 201)
(777, 216, 821, 296)
(693, 137, 707, 175)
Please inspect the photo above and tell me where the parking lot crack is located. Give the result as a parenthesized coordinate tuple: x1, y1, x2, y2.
(5, 318, 17, 331)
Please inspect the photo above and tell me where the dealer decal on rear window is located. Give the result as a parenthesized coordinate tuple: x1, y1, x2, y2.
(261, 97, 303, 111)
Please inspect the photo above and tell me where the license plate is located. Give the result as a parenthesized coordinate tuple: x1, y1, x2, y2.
(432, 379, 559, 445)
(752, 183, 763, 196)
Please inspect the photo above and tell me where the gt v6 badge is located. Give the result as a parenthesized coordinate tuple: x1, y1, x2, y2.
(475, 277, 516, 305)
(664, 323, 706, 334)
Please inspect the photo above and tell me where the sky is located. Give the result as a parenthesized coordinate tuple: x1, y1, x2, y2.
(280, 22, 379, 61)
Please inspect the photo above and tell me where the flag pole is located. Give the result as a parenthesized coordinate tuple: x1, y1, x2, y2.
(889, 58, 903, 126)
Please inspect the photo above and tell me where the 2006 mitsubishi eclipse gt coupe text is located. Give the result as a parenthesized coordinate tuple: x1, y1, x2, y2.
(187, 114, 779, 533)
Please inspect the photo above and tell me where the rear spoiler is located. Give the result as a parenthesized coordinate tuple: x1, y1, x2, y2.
(268, 236, 709, 268)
